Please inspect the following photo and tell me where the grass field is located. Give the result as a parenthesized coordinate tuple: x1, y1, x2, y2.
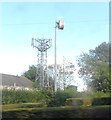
(1, 103, 111, 119)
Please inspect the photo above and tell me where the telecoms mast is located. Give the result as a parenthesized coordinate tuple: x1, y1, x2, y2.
(54, 19, 64, 91)
(31, 38, 52, 89)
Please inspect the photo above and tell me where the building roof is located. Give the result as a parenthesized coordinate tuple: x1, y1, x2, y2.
(0, 73, 33, 88)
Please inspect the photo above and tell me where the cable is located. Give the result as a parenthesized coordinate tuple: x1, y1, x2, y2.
(0, 19, 108, 26)
(0, 22, 53, 26)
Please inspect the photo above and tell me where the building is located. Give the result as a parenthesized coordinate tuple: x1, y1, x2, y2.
(0, 73, 33, 90)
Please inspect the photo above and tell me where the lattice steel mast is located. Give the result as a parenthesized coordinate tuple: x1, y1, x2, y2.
(31, 38, 52, 89)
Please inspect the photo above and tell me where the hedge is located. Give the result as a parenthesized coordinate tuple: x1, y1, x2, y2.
(92, 97, 111, 106)
(1, 89, 52, 104)
(2, 89, 111, 107)
(65, 97, 111, 106)
(65, 98, 84, 106)
(47, 90, 72, 107)
(83, 98, 92, 106)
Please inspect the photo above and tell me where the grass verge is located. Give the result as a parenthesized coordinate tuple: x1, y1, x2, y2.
(1, 103, 111, 118)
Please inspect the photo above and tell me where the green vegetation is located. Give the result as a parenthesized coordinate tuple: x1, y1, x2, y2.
(2, 89, 52, 104)
(65, 98, 84, 106)
(77, 91, 110, 98)
(65, 96, 111, 107)
(65, 98, 92, 106)
(2, 42, 111, 118)
(22, 65, 36, 82)
(2, 104, 111, 118)
(48, 86, 78, 107)
(1, 85, 78, 106)
(22, 65, 54, 90)
(2, 88, 111, 106)
(1, 85, 111, 118)
(77, 42, 111, 92)
(92, 97, 111, 106)
(83, 98, 92, 106)
(1, 103, 46, 111)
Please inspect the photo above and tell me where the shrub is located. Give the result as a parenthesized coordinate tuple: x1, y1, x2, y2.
(65, 96, 111, 107)
(76, 91, 111, 98)
(65, 98, 92, 106)
(47, 90, 72, 107)
(90, 91, 111, 98)
(65, 98, 83, 106)
(92, 97, 111, 106)
(83, 98, 92, 106)
(2, 89, 53, 104)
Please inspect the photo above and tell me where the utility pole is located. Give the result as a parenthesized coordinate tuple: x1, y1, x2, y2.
(54, 22, 57, 92)
(63, 56, 66, 90)
(54, 19, 64, 91)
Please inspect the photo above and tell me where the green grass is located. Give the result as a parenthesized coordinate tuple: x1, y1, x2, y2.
(1, 103, 111, 111)
(1, 103, 111, 118)
(1, 102, 47, 112)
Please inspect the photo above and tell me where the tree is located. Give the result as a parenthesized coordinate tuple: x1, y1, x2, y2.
(22, 65, 54, 90)
(22, 65, 36, 82)
(48, 61, 75, 90)
(77, 42, 111, 92)
(64, 85, 78, 97)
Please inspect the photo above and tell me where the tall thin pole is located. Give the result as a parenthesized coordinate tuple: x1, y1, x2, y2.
(63, 56, 65, 90)
(54, 22, 57, 92)
(54, 19, 64, 91)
